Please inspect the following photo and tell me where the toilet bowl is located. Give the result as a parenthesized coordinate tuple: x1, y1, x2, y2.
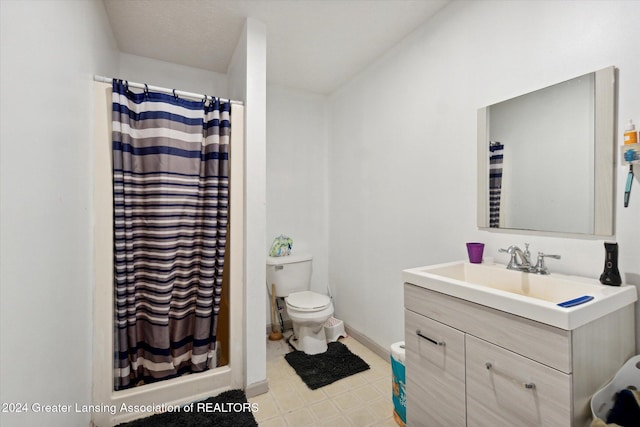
(266, 254, 334, 355)
(285, 291, 334, 355)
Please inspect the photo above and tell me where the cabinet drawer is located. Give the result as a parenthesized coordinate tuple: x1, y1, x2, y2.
(404, 283, 572, 373)
(405, 309, 466, 427)
(466, 335, 572, 427)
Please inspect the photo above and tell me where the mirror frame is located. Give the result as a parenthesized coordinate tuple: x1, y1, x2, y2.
(477, 66, 616, 237)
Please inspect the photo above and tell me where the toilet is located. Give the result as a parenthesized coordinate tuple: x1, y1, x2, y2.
(266, 254, 334, 355)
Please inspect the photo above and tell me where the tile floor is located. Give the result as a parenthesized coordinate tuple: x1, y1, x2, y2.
(248, 333, 399, 427)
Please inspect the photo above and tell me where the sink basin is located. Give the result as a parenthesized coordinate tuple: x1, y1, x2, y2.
(403, 261, 637, 330)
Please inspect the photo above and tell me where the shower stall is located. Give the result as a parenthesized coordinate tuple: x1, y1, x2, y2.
(91, 81, 245, 426)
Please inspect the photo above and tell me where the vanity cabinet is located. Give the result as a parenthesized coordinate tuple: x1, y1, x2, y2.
(404, 283, 635, 427)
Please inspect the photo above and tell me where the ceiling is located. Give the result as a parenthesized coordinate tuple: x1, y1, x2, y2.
(103, 0, 450, 94)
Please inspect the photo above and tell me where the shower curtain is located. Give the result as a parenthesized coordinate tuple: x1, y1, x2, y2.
(112, 80, 230, 390)
(489, 142, 504, 228)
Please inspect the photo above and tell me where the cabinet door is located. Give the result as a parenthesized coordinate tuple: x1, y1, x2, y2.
(466, 335, 572, 427)
(405, 309, 466, 427)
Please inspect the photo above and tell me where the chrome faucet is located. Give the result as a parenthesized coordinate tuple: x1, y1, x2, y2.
(499, 243, 532, 271)
(499, 243, 561, 274)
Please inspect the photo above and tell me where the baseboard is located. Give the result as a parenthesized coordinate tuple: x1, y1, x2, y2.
(344, 323, 391, 363)
(245, 378, 269, 398)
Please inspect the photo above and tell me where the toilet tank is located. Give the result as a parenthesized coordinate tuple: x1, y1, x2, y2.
(266, 254, 312, 297)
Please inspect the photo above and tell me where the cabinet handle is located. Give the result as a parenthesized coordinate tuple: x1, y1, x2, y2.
(485, 362, 536, 390)
(416, 330, 445, 346)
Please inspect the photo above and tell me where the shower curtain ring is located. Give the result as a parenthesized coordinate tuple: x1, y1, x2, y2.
(173, 89, 178, 100)
(144, 84, 149, 97)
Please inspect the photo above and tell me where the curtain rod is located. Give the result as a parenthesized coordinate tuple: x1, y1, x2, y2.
(94, 75, 244, 106)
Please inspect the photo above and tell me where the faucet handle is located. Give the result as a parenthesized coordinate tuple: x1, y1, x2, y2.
(534, 252, 561, 275)
(522, 243, 532, 265)
(499, 245, 520, 254)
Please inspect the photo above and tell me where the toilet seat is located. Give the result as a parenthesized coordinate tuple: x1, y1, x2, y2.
(286, 291, 331, 312)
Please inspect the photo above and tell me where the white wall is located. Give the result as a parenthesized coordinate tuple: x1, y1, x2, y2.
(119, 52, 229, 98)
(266, 85, 330, 291)
(265, 85, 330, 324)
(227, 18, 269, 393)
(0, 1, 119, 426)
(328, 0, 640, 352)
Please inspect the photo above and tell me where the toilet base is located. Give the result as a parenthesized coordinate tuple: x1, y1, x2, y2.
(289, 334, 328, 355)
(290, 323, 329, 355)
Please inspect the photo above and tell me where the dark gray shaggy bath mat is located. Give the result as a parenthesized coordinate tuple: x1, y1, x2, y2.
(116, 389, 258, 427)
(285, 341, 370, 389)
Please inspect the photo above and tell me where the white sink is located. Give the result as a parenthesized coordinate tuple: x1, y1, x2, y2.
(403, 261, 637, 330)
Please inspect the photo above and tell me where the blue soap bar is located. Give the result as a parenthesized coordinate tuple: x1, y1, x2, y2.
(557, 295, 594, 308)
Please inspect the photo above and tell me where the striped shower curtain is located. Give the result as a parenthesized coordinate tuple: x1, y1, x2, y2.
(111, 80, 230, 390)
(489, 142, 504, 228)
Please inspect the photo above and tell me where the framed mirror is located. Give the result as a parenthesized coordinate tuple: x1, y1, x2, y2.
(477, 66, 616, 237)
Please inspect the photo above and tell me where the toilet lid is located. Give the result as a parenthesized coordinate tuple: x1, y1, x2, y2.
(286, 291, 331, 310)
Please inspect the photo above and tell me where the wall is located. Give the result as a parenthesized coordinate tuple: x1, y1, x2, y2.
(265, 85, 330, 326)
(0, 1, 119, 426)
(119, 52, 229, 98)
(328, 0, 640, 352)
(266, 84, 330, 307)
(227, 18, 268, 394)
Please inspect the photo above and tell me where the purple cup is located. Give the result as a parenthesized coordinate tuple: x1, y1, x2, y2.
(466, 242, 485, 264)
